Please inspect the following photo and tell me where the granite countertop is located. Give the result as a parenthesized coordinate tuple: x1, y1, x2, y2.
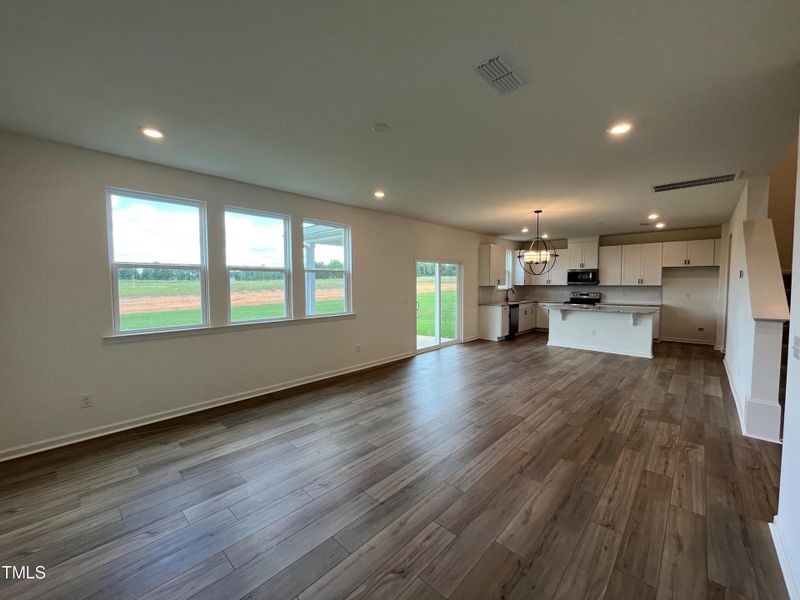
(479, 300, 539, 306)
(538, 302, 659, 314)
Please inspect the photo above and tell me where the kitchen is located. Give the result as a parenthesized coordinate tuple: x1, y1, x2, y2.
(478, 230, 723, 358)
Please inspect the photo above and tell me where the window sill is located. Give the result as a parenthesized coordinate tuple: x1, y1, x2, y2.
(103, 312, 357, 343)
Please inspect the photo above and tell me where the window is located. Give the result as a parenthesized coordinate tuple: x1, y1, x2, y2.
(303, 220, 351, 316)
(498, 250, 513, 290)
(225, 208, 291, 322)
(108, 190, 207, 332)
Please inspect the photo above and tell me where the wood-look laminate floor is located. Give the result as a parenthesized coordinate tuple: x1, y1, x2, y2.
(0, 336, 788, 600)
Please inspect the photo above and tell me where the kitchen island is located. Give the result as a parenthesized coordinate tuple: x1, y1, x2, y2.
(539, 303, 659, 358)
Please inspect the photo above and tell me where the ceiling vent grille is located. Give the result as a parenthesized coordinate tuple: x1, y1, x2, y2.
(475, 56, 524, 94)
(651, 172, 740, 193)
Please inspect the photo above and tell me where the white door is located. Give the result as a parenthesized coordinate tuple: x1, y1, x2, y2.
(599, 246, 622, 285)
(662, 241, 687, 267)
(641, 243, 663, 285)
(687, 239, 715, 266)
(621, 244, 643, 285)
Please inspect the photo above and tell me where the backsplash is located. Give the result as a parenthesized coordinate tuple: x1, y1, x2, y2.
(480, 285, 662, 305)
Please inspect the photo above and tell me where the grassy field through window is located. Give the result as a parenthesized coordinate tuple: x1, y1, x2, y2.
(117, 277, 345, 330)
(117, 276, 455, 334)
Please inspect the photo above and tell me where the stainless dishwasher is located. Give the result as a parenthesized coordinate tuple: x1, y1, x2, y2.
(508, 304, 519, 338)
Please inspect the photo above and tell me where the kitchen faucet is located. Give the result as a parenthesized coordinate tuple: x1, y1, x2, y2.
(505, 287, 515, 303)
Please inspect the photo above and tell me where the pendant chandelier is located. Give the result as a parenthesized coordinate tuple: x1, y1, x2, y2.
(517, 210, 558, 276)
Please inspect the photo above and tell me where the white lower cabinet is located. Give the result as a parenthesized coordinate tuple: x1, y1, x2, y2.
(535, 303, 549, 330)
(478, 305, 509, 341)
(519, 303, 536, 332)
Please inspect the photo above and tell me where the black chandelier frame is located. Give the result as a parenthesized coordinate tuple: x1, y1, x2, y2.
(516, 210, 558, 276)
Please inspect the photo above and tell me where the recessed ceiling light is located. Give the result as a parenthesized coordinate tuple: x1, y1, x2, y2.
(655, 222, 666, 229)
(140, 126, 165, 139)
(648, 213, 659, 220)
(521, 227, 529, 233)
(373, 190, 385, 199)
(607, 121, 633, 136)
(542, 233, 549, 239)
(370, 123, 391, 133)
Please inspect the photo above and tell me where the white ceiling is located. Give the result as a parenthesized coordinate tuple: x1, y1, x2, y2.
(1, 1, 799, 239)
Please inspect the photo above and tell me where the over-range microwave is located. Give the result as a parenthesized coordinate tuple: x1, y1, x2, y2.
(567, 269, 599, 285)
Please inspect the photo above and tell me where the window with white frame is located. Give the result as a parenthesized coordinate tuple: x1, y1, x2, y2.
(225, 208, 291, 322)
(303, 220, 351, 316)
(497, 250, 513, 290)
(107, 190, 207, 333)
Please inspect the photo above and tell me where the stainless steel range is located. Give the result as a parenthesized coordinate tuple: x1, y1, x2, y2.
(565, 291, 600, 306)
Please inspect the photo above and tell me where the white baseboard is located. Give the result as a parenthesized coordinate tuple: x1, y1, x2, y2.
(0, 351, 416, 462)
(771, 517, 799, 599)
(547, 341, 652, 359)
(659, 336, 715, 346)
(722, 357, 782, 443)
(723, 356, 747, 429)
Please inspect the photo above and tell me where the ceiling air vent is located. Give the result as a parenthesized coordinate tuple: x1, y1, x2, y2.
(651, 172, 740, 193)
(475, 56, 524, 94)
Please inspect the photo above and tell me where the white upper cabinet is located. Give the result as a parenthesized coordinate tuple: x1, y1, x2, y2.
(662, 241, 687, 267)
(526, 247, 568, 285)
(622, 243, 663, 285)
(549, 253, 569, 285)
(567, 240, 599, 269)
(598, 245, 623, 285)
(713, 238, 723, 266)
(662, 239, 716, 267)
(621, 244, 643, 285)
(687, 239, 715, 266)
(641, 243, 663, 285)
(478, 244, 506, 286)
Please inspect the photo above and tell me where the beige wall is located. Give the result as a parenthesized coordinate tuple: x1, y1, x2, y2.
(599, 225, 722, 246)
(0, 131, 510, 458)
(660, 267, 719, 344)
(768, 138, 798, 272)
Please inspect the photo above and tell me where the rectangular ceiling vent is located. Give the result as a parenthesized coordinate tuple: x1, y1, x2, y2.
(475, 56, 524, 94)
(651, 172, 740, 193)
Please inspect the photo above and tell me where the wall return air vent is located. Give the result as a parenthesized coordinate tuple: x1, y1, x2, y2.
(651, 172, 740, 193)
(475, 56, 524, 94)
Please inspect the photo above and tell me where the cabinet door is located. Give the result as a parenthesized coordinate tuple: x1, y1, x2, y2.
(491, 245, 506, 286)
(536, 304, 549, 329)
(641, 243, 663, 285)
(598, 246, 622, 285)
(662, 241, 687, 267)
(568, 242, 584, 269)
(581, 241, 599, 269)
(687, 239, 715, 266)
(549, 255, 569, 285)
(621, 244, 643, 285)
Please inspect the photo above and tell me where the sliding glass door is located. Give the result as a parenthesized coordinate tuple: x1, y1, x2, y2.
(416, 261, 461, 352)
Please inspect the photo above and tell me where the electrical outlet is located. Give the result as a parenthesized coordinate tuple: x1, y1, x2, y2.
(355, 344, 361, 353)
(80, 394, 94, 408)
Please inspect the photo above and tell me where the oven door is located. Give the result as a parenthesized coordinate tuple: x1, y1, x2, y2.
(567, 269, 598, 285)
